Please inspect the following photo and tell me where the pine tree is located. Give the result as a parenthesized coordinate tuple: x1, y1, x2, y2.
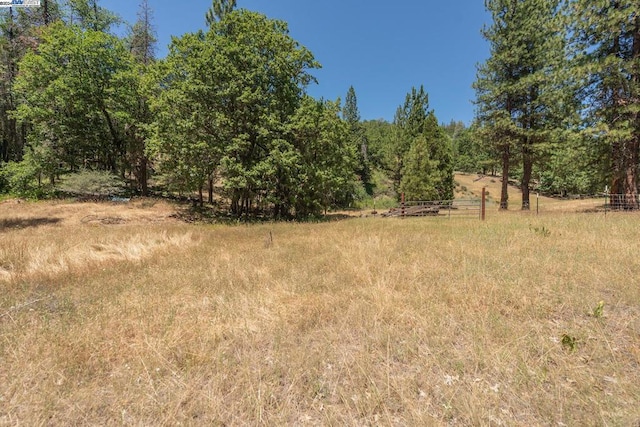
(125, 0, 157, 195)
(400, 112, 454, 201)
(343, 86, 372, 195)
(0, 1, 62, 164)
(391, 86, 430, 193)
(66, 0, 119, 32)
(128, 0, 156, 66)
(393, 86, 453, 201)
(475, 0, 570, 210)
(568, 0, 640, 209)
(205, 0, 237, 26)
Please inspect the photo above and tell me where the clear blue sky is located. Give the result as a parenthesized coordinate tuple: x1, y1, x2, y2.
(109, 0, 490, 125)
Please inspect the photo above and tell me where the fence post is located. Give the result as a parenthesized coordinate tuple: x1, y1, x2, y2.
(481, 187, 486, 221)
(401, 192, 405, 219)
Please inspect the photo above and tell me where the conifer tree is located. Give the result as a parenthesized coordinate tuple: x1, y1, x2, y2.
(568, 0, 640, 209)
(125, 0, 157, 195)
(66, 0, 119, 32)
(128, 0, 156, 66)
(206, 0, 237, 26)
(343, 86, 372, 194)
(475, 0, 569, 209)
(393, 86, 453, 201)
(391, 86, 430, 192)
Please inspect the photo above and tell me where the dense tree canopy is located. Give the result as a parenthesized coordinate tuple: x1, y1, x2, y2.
(1, 0, 639, 214)
(13, 22, 137, 175)
(148, 9, 356, 217)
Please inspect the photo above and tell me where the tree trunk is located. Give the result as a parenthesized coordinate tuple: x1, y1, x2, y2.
(43, 0, 50, 25)
(139, 155, 148, 196)
(101, 108, 121, 173)
(610, 17, 640, 210)
(521, 141, 532, 210)
(500, 144, 510, 210)
(208, 176, 214, 204)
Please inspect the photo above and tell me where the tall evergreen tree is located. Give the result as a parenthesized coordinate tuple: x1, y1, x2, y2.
(391, 86, 430, 193)
(343, 86, 360, 125)
(400, 112, 454, 201)
(392, 86, 453, 201)
(475, 0, 570, 209)
(205, 0, 237, 26)
(568, 0, 640, 209)
(0, 8, 23, 164)
(125, 0, 157, 195)
(128, 0, 156, 66)
(66, 0, 119, 32)
(0, 1, 61, 164)
(342, 86, 372, 194)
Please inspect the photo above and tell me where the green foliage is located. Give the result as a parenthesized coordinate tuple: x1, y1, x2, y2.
(57, 170, 125, 197)
(400, 128, 454, 201)
(592, 300, 605, 319)
(537, 132, 605, 195)
(448, 122, 497, 174)
(342, 86, 372, 195)
(399, 136, 438, 200)
(561, 334, 578, 352)
(390, 86, 454, 200)
(66, 0, 120, 32)
(205, 0, 237, 26)
(362, 119, 397, 175)
(343, 86, 361, 125)
(13, 22, 137, 173)
(149, 10, 357, 217)
(568, 0, 640, 205)
(127, 0, 156, 66)
(0, 149, 54, 198)
(475, 0, 574, 209)
(287, 96, 358, 216)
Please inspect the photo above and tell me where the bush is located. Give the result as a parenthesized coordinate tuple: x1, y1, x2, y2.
(57, 170, 126, 197)
(0, 163, 8, 194)
(0, 158, 52, 199)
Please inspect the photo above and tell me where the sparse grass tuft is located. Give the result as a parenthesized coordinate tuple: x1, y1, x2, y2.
(592, 300, 605, 318)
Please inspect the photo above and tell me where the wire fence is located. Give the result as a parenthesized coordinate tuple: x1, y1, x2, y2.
(379, 192, 640, 219)
(520, 193, 640, 214)
(382, 198, 484, 219)
(605, 194, 640, 211)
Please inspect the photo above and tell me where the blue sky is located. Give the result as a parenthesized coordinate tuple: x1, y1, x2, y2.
(109, 0, 490, 125)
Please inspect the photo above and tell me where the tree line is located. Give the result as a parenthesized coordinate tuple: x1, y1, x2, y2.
(0, 0, 455, 218)
(362, 0, 640, 212)
(473, 0, 640, 210)
(4, 0, 630, 216)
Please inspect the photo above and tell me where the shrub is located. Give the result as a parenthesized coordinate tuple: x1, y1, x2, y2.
(57, 170, 126, 197)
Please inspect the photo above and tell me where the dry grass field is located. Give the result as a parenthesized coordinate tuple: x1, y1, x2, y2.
(1, 196, 639, 425)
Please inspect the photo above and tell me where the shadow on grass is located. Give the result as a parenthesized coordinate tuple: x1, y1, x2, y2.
(170, 204, 356, 225)
(0, 217, 62, 232)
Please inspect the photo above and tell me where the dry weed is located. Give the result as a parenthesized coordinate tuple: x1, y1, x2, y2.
(1, 201, 639, 425)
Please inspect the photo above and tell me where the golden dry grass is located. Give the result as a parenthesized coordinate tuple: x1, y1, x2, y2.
(1, 199, 639, 425)
(455, 173, 611, 214)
